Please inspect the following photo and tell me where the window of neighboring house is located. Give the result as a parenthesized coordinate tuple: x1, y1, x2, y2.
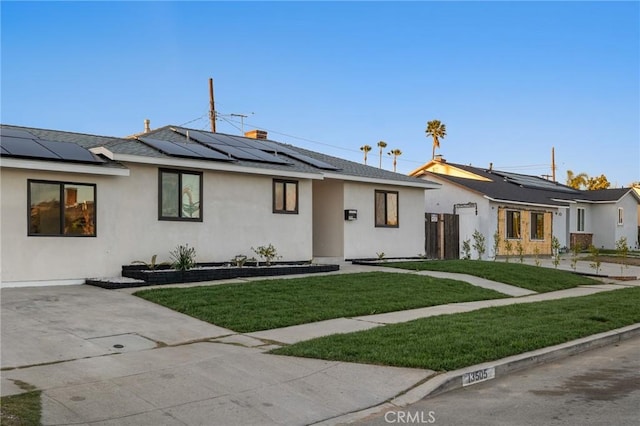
(159, 169, 202, 221)
(577, 207, 586, 232)
(530, 212, 545, 240)
(618, 208, 623, 226)
(375, 190, 399, 227)
(506, 210, 521, 239)
(28, 180, 96, 236)
(273, 179, 298, 214)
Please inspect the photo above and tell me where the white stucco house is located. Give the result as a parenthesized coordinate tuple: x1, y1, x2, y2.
(1, 124, 439, 287)
(410, 158, 639, 258)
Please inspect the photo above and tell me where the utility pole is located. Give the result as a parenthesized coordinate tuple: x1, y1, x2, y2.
(551, 147, 556, 182)
(209, 78, 216, 133)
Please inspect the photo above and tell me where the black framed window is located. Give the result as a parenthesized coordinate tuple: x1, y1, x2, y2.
(530, 212, 544, 240)
(375, 190, 399, 227)
(159, 169, 202, 221)
(577, 208, 586, 232)
(28, 180, 96, 236)
(273, 179, 298, 214)
(506, 210, 521, 239)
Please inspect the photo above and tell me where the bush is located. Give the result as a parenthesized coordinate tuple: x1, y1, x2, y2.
(170, 244, 196, 271)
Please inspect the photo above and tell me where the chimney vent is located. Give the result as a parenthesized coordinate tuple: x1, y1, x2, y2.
(434, 154, 446, 163)
(244, 129, 267, 140)
(144, 119, 151, 133)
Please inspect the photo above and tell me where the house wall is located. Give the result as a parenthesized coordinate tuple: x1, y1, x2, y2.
(312, 179, 344, 257)
(342, 182, 425, 259)
(496, 207, 553, 255)
(1, 163, 314, 285)
(591, 194, 639, 249)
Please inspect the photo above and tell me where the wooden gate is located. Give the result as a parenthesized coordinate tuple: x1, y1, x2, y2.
(425, 213, 460, 259)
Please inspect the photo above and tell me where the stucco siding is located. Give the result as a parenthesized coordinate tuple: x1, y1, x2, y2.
(312, 179, 344, 257)
(1, 164, 314, 284)
(343, 182, 425, 259)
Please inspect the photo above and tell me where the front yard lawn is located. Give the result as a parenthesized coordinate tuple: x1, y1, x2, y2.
(134, 272, 506, 332)
(0, 391, 41, 426)
(382, 260, 600, 292)
(271, 286, 640, 371)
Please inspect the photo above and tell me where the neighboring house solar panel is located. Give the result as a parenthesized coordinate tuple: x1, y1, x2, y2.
(38, 139, 104, 164)
(493, 171, 578, 194)
(1, 136, 61, 160)
(1, 145, 10, 154)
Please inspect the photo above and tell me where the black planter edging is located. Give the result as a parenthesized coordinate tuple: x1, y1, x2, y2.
(87, 263, 340, 289)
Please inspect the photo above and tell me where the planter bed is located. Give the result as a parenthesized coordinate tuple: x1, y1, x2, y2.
(87, 263, 340, 289)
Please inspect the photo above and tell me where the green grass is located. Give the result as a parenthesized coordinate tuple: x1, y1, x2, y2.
(272, 286, 640, 371)
(382, 260, 600, 292)
(0, 391, 41, 426)
(135, 272, 506, 332)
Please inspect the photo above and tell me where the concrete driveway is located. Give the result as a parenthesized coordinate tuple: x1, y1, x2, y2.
(0, 284, 431, 425)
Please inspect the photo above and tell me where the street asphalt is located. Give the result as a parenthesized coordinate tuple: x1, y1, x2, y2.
(1, 258, 639, 425)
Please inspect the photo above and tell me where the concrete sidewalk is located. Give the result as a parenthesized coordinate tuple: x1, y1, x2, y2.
(1, 261, 638, 426)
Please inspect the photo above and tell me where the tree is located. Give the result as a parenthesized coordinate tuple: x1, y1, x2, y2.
(377, 140, 387, 168)
(566, 170, 588, 189)
(387, 149, 402, 172)
(425, 119, 446, 160)
(360, 145, 372, 165)
(587, 174, 611, 190)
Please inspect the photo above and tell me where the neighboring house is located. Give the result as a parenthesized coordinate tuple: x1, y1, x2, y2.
(410, 158, 639, 258)
(0, 124, 439, 287)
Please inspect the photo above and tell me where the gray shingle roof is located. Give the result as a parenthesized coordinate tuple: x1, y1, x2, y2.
(425, 161, 635, 206)
(1, 123, 438, 187)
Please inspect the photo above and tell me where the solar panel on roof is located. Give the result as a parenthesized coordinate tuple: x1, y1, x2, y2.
(38, 139, 104, 164)
(173, 142, 234, 161)
(1, 136, 61, 160)
(493, 171, 578, 194)
(1, 145, 10, 155)
(0, 128, 37, 139)
(171, 128, 291, 164)
(257, 141, 339, 170)
(138, 137, 235, 162)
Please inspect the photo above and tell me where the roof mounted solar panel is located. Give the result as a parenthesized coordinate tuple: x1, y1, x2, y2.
(38, 139, 104, 164)
(492, 171, 579, 194)
(259, 142, 339, 170)
(138, 137, 234, 162)
(1, 136, 62, 160)
(0, 128, 38, 139)
(173, 142, 234, 161)
(171, 128, 291, 164)
(1, 145, 11, 155)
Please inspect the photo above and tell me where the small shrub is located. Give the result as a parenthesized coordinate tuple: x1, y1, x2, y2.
(461, 239, 471, 260)
(504, 239, 513, 263)
(533, 246, 541, 267)
(376, 251, 386, 261)
(472, 230, 486, 260)
(570, 243, 582, 271)
(551, 237, 561, 269)
(170, 244, 196, 271)
(231, 254, 250, 268)
(132, 254, 168, 270)
(252, 244, 281, 266)
(588, 245, 601, 275)
(615, 237, 629, 275)
(516, 241, 524, 263)
(492, 229, 500, 261)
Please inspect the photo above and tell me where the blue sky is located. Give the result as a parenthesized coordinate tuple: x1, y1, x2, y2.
(2, 1, 638, 186)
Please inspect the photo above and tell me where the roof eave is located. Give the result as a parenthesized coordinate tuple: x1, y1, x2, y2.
(0, 157, 130, 176)
(322, 172, 441, 189)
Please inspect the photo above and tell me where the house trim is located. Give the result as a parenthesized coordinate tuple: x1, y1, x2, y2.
(0, 157, 130, 176)
(323, 172, 439, 189)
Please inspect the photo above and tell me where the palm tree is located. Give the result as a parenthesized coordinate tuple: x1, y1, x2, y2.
(388, 149, 402, 172)
(377, 140, 387, 168)
(566, 170, 589, 189)
(360, 145, 372, 165)
(426, 120, 446, 160)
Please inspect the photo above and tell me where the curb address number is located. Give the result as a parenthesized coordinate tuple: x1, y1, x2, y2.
(462, 367, 495, 387)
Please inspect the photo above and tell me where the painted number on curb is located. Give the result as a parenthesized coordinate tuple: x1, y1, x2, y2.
(462, 367, 495, 387)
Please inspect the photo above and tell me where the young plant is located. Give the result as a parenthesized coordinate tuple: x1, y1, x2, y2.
(570, 243, 582, 271)
(170, 244, 196, 271)
(471, 230, 486, 260)
(516, 241, 524, 263)
(376, 251, 386, 261)
(231, 254, 249, 268)
(252, 244, 281, 266)
(492, 229, 500, 261)
(461, 239, 471, 260)
(503, 239, 513, 263)
(588, 245, 601, 275)
(551, 236, 561, 269)
(132, 254, 167, 271)
(533, 246, 541, 267)
(615, 237, 629, 275)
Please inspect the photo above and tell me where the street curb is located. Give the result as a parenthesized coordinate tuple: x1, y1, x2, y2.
(321, 323, 640, 425)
